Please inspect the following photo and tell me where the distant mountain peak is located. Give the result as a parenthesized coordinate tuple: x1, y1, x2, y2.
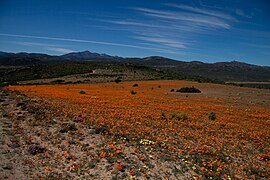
(214, 60, 257, 68)
(61, 50, 119, 60)
(143, 56, 175, 61)
(190, 61, 204, 64)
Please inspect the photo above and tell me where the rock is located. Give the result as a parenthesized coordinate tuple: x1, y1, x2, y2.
(2, 163, 13, 170)
(10, 143, 20, 149)
(88, 129, 96, 134)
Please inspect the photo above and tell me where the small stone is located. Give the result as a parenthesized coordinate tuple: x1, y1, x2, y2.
(88, 129, 96, 134)
(2, 163, 13, 170)
(10, 143, 20, 149)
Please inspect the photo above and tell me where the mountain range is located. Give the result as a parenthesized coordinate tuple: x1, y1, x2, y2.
(0, 51, 270, 82)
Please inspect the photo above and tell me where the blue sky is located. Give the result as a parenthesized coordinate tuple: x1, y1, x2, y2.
(0, 0, 270, 66)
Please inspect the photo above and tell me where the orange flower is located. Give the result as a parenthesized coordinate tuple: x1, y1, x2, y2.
(99, 152, 107, 158)
(201, 167, 206, 171)
(8, 80, 270, 179)
(116, 149, 122, 154)
(115, 164, 124, 171)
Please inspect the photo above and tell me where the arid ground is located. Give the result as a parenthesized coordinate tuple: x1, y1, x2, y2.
(1, 80, 269, 179)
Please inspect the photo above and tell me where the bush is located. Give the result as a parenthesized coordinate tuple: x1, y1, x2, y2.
(176, 87, 201, 93)
(171, 113, 188, 120)
(170, 89, 175, 92)
(115, 78, 121, 83)
(132, 83, 139, 87)
(130, 90, 137, 95)
(208, 112, 216, 120)
(79, 90, 86, 94)
(51, 79, 65, 84)
(74, 80, 82, 84)
(60, 123, 78, 133)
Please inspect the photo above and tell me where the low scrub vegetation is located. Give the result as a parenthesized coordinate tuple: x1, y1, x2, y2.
(79, 90, 86, 94)
(114, 78, 122, 83)
(171, 113, 188, 120)
(176, 87, 201, 93)
(130, 90, 137, 95)
(208, 111, 216, 120)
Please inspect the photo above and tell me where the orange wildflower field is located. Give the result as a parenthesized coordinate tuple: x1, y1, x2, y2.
(8, 80, 270, 179)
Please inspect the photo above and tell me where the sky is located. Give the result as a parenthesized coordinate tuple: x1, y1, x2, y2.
(0, 0, 270, 66)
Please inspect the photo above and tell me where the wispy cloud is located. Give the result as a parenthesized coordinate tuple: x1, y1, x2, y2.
(0, 33, 140, 48)
(14, 41, 75, 54)
(164, 3, 236, 21)
(134, 36, 186, 49)
(0, 3, 238, 57)
(137, 42, 184, 55)
(14, 41, 62, 47)
(101, 4, 236, 55)
(46, 47, 74, 53)
(135, 7, 231, 29)
(0, 33, 182, 55)
(102, 19, 203, 33)
(235, 9, 252, 18)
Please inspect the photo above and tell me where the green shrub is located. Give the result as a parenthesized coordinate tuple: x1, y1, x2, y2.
(176, 87, 201, 93)
(130, 90, 137, 95)
(114, 78, 121, 83)
(51, 79, 65, 84)
(179, 113, 188, 120)
(74, 80, 82, 84)
(208, 112, 216, 120)
(79, 90, 86, 94)
(132, 83, 139, 87)
(171, 113, 188, 120)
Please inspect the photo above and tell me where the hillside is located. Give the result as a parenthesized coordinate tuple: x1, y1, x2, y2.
(0, 51, 269, 84)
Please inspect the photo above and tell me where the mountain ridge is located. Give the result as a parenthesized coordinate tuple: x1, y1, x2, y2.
(0, 51, 269, 82)
(0, 50, 267, 67)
